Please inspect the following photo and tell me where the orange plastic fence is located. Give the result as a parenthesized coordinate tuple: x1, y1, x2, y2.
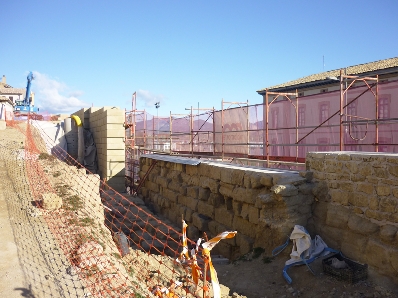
(6, 116, 234, 298)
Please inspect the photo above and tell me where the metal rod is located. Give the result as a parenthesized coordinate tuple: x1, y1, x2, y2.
(376, 75, 379, 152)
(340, 69, 344, 151)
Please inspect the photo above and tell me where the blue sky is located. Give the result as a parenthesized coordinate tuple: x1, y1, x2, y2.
(2, 0, 398, 115)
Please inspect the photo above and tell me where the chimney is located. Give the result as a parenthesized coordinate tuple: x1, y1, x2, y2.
(2, 75, 5, 84)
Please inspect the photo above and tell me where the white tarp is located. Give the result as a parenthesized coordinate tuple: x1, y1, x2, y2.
(31, 120, 68, 160)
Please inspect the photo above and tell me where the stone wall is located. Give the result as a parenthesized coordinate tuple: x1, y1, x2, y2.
(139, 157, 316, 259)
(72, 107, 125, 191)
(306, 152, 398, 284)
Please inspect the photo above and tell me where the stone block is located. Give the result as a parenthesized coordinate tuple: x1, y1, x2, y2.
(232, 187, 259, 204)
(392, 188, 398, 198)
(325, 204, 351, 229)
(312, 181, 329, 201)
(240, 203, 249, 220)
(163, 189, 178, 202)
(188, 176, 201, 186)
(272, 173, 307, 186)
(271, 184, 298, 197)
(197, 200, 214, 218)
(353, 207, 364, 214)
(374, 167, 389, 178)
(243, 173, 251, 188)
(348, 192, 369, 207)
(340, 230, 368, 258)
(231, 170, 245, 186)
(185, 208, 194, 222)
(208, 220, 219, 236)
(391, 213, 398, 223)
(215, 207, 234, 227)
(220, 168, 233, 184)
(198, 187, 210, 201)
(187, 186, 199, 199)
(233, 216, 256, 238)
(358, 163, 372, 177)
(42, 193, 62, 210)
(365, 209, 385, 222)
(248, 205, 259, 224)
(236, 233, 254, 256)
(185, 196, 198, 211)
(212, 241, 233, 259)
(347, 213, 379, 235)
(318, 225, 343, 250)
(388, 165, 398, 177)
(312, 201, 328, 225)
(379, 225, 398, 244)
(156, 176, 170, 189)
(329, 189, 349, 206)
(169, 181, 182, 193)
(376, 185, 391, 196)
(172, 163, 185, 172)
(192, 212, 211, 231)
(259, 174, 273, 187)
(145, 180, 159, 193)
(208, 193, 224, 208)
(199, 177, 219, 193)
(232, 201, 242, 216)
(250, 173, 264, 188)
(219, 183, 235, 198)
(299, 171, 314, 181)
(255, 192, 273, 208)
(369, 196, 379, 210)
(379, 197, 397, 213)
(356, 183, 374, 195)
(336, 153, 351, 161)
(364, 239, 393, 274)
(201, 164, 221, 180)
(345, 161, 358, 174)
(186, 164, 198, 176)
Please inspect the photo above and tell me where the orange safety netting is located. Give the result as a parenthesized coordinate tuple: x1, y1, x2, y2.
(5, 116, 233, 298)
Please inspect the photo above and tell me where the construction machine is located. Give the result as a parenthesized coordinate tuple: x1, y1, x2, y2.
(14, 71, 39, 115)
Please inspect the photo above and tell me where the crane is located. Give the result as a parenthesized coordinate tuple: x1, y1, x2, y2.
(14, 71, 39, 115)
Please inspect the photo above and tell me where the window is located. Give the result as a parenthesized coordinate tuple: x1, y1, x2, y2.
(319, 102, 330, 123)
(298, 105, 305, 126)
(320, 88, 328, 93)
(271, 108, 279, 128)
(347, 101, 357, 117)
(9, 96, 13, 101)
(298, 92, 304, 97)
(378, 97, 390, 119)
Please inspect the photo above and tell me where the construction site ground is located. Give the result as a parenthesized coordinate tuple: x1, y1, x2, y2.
(0, 124, 397, 298)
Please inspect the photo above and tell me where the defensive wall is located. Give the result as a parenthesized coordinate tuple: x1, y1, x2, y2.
(138, 152, 398, 283)
(139, 156, 316, 258)
(307, 151, 398, 283)
(72, 107, 125, 191)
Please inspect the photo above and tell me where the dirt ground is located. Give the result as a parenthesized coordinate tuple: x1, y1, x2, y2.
(0, 123, 397, 298)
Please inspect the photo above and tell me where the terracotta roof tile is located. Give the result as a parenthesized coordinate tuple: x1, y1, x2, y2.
(257, 57, 398, 92)
(0, 88, 25, 94)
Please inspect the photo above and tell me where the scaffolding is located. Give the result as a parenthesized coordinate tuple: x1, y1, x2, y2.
(125, 75, 398, 193)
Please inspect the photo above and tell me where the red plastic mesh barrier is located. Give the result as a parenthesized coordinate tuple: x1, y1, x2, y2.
(12, 117, 226, 298)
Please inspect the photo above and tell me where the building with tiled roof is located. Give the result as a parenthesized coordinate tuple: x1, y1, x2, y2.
(257, 57, 398, 95)
(254, 57, 398, 156)
(0, 75, 27, 105)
